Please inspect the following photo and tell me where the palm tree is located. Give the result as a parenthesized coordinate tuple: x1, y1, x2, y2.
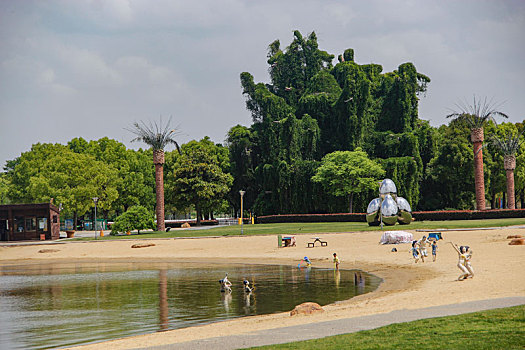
(491, 129, 524, 209)
(447, 97, 508, 210)
(127, 118, 180, 231)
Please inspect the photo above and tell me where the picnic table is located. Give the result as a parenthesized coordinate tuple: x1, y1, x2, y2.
(307, 237, 327, 248)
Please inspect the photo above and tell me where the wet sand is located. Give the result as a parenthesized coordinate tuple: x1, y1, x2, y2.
(1, 227, 524, 349)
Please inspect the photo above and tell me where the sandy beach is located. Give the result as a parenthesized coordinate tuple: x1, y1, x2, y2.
(1, 227, 524, 349)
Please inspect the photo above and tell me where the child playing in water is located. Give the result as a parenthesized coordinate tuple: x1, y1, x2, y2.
(303, 256, 311, 267)
(410, 241, 420, 263)
(432, 240, 438, 262)
(333, 253, 340, 270)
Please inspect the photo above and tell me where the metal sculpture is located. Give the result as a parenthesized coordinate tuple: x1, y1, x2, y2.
(366, 179, 412, 227)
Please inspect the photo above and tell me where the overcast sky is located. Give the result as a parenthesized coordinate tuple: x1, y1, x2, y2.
(1, 0, 524, 168)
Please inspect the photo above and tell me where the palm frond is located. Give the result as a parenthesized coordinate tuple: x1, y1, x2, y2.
(491, 129, 524, 155)
(126, 116, 182, 151)
(447, 96, 507, 129)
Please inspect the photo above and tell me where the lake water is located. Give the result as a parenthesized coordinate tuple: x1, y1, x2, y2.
(0, 261, 381, 349)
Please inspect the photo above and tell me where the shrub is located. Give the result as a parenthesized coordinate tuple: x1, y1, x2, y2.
(111, 206, 155, 234)
(256, 209, 525, 224)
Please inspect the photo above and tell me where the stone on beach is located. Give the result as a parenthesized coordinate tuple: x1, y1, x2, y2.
(290, 302, 324, 316)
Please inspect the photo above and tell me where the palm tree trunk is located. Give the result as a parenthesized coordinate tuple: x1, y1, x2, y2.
(471, 128, 486, 210)
(153, 150, 166, 232)
(504, 155, 516, 209)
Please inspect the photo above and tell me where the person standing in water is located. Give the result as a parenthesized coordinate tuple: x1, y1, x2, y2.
(243, 279, 253, 293)
(303, 256, 311, 267)
(333, 253, 340, 270)
(219, 273, 232, 292)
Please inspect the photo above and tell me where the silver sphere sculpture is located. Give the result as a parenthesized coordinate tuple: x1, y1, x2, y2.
(366, 179, 412, 226)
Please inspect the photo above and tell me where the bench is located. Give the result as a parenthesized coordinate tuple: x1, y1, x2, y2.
(307, 237, 327, 248)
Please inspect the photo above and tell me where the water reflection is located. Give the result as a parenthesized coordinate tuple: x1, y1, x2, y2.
(0, 262, 381, 349)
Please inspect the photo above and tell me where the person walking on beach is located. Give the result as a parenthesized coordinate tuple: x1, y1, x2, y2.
(450, 243, 471, 281)
(418, 236, 430, 262)
(333, 253, 340, 270)
(464, 246, 474, 278)
(431, 240, 438, 262)
(410, 241, 420, 263)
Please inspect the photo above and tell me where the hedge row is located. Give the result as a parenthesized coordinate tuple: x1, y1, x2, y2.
(256, 213, 366, 224)
(165, 220, 219, 228)
(256, 209, 525, 224)
(412, 209, 525, 221)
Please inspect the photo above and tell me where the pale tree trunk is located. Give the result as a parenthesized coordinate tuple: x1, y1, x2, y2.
(504, 155, 516, 209)
(348, 193, 354, 213)
(471, 128, 486, 210)
(153, 149, 166, 232)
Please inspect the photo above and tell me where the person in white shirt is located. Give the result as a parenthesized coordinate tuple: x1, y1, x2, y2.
(417, 236, 430, 262)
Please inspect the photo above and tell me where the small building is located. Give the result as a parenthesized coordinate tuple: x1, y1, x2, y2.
(0, 203, 60, 241)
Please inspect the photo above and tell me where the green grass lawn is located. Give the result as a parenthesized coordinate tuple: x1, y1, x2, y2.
(247, 305, 525, 350)
(71, 217, 525, 241)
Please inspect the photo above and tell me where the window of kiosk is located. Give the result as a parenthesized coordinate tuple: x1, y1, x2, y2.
(25, 217, 36, 231)
(15, 216, 25, 232)
(38, 218, 48, 232)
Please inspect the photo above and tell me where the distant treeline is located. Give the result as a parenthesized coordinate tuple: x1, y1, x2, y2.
(1, 30, 524, 222)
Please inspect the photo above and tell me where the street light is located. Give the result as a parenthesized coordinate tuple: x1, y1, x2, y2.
(239, 190, 245, 235)
(92, 197, 98, 239)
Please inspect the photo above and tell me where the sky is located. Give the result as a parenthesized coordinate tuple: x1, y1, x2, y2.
(1, 0, 524, 168)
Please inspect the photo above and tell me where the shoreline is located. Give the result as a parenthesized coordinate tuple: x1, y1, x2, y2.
(1, 228, 524, 349)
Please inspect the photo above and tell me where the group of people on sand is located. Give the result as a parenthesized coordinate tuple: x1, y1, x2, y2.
(410, 235, 474, 281)
(219, 273, 254, 293)
(410, 235, 438, 263)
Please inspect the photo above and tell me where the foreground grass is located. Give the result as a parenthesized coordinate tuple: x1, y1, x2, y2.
(248, 305, 525, 350)
(71, 217, 525, 241)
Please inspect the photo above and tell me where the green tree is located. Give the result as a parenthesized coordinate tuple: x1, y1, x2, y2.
(423, 122, 475, 210)
(127, 118, 181, 232)
(7, 143, 119, 225)
(111, 205, 155, 234)
(169, 139, 233, 225)
(312, 149, 384, 212)
(69, 137, 156, 216)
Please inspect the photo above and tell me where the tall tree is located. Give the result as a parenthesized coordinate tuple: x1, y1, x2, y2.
(491, 124, 524, 209)
(127, 119, 181, 231)
(312, 149, 384, 213)
(6, 143, 119, 225)
(447, 97, 508, 210)
(169, 139, 233, 225)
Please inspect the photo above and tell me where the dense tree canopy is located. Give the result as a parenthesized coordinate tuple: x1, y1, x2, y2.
(1, 30, 524, 221)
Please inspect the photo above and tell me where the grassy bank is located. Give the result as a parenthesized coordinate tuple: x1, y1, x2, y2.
(248, 305, 525, 350)
(71, 217, 525, 240)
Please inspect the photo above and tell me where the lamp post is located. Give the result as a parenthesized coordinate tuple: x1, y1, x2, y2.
(239, 190, 245, 235)
(92, 197, 98, 239)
